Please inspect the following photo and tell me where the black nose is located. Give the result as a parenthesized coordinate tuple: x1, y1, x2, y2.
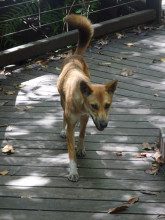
(100, 121, 108, 129)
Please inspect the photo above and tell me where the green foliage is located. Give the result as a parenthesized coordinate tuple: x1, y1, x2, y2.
(0, 0, 101, 50)
(0, 0, 39, 48)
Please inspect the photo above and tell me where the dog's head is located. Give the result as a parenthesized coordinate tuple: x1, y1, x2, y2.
(80, 79, 118, 131)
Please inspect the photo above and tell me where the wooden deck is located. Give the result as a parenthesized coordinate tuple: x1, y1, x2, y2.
(0, 26, 165, 220)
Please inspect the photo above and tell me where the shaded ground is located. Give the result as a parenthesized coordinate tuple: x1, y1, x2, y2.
(0, 24, 165, 219)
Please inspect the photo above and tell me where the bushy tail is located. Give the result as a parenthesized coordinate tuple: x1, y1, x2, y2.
(65, 14, 94, 56)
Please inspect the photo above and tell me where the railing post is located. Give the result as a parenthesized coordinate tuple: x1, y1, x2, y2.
(146, 0, 162, 23)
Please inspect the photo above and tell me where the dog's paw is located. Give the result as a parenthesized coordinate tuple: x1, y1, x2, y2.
(68, 173, 79, 182)
(76, 148, 86, 157)
(60, 129, 66, 139)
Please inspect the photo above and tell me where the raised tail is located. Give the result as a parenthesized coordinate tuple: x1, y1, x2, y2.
(64, 14, 94, 56)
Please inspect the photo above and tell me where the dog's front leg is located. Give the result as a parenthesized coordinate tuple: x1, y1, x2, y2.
(66, 118, 79, 182)
(77, 114, 89, 157)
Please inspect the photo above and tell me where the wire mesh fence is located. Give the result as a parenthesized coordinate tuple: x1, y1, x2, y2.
(0, 0, 157, 51)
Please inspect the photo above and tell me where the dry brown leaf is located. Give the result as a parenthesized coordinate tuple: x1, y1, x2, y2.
(152, 59, 160, 63)
(4, 91, 16, 95)
(0, 170, 9, 176)
(142, 142, 152, 150)
(157, 214, 165, 219)
(120, 69, 134, 77)
(135, 152, 152, 158)
(116, 152, 122, 156)
(21, 195, 31, 199)
(0, 101, 8, 106)
(26, 106, 34, 110)
(56, 67, 61, 71)
(126, 197, 139, 204)
(15, 106, 26, 111)
(35, 59, 48, 65)
(141, 190, 159, 195)
(94, 46, 102, 50)
(145, 167, 159, 175)
(153, 150, 164, 164)
(124, 43, 135, 47)
(2, 144, 15, 154)
(97, 39, 109, 45)
(108, 205, 128, 214)
(98, 51, 104, 55)
(116, 33, 124, 39)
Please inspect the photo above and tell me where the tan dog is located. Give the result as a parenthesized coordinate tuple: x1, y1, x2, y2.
(57, 14, 118, 182)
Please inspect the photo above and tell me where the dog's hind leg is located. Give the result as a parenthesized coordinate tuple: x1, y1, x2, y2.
(76, 114, 89, 157)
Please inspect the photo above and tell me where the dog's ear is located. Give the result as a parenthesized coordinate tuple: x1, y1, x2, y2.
(105, 79, 118, 94)
(80, 81, 92, 96)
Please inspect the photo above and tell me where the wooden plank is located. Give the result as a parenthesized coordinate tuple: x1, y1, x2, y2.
(1, 176, 165, 191)
(0, 156, 155, 170)
(0, 185, 164, 202)
(0, 166, 162, 181)
(0, 210, 161, 220)
(0, 197, 165, 214)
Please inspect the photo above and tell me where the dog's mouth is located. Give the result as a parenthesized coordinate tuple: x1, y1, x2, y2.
(90, 114, 106, 131)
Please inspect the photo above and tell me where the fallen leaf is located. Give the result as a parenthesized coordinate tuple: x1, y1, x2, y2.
(56, 67, 61, 71)
(99, 62, 111, 66)
(24, 66, 32, 71)
(98, 51, 104, 55)
(26, 106, 34, 110)
(108, 205, 128, 214)
(21, 195, 31, 199)
(157, 214, 165, 219)
(120, 69, 134, 77)
(126, 197, 139, 204)
(145, 169, 157, 175)
(4, 91, 16, 95)
(112, 57, 122, 61)
(2, 144, 15, 154)
(15, 84, 26, 89)
(153, 150, 164, 164)
(161, 57, 165, 62)
(0, 68, 5, 75)
(15, 106, 26, 111)
(97, 39, 109, 45)
(0, 170, 9, 176)
(152, 59, 160, 63)
(41, 65, 48, 69)
(0, 101, 8, 106)
(35, 59, 48, 65)
(135, 152, 152, 158)
(116, 33, 124, 39)
(141, 190, 159, 195)
(94, 46, 102, 50)
(116, 152, 122, 156)
(142, 142, 152, 150)
(124, 43, 135, 47)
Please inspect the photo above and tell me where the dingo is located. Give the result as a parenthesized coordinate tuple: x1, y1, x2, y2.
(57, 14, 118, 182)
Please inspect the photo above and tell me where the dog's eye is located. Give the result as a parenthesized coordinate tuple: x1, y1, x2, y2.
(91, 104, 98, 110)
(105, 103, 110, 109)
